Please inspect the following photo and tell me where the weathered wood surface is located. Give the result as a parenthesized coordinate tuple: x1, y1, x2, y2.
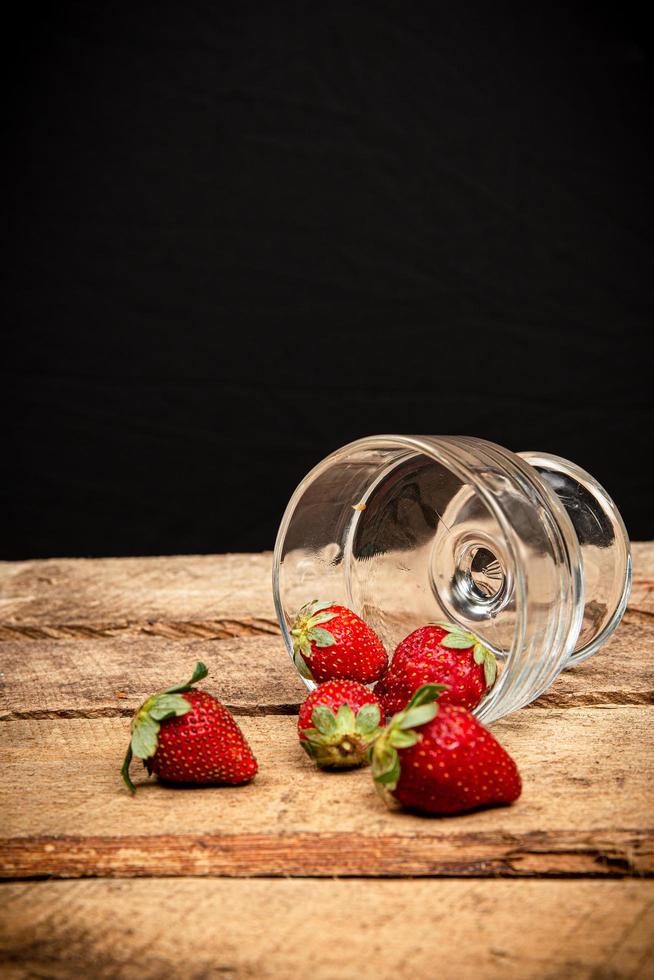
(2, 708, 652, 877)
(0, 542, 651, 639)
(2, 879, 653, 980)
(1, 546, 653, 979)
(0, 613, 652, 723)
(0, 636, 307, 719)
(0, 553, 276, 640)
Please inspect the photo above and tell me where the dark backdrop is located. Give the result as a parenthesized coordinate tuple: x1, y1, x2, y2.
(4, 2, 652, 558)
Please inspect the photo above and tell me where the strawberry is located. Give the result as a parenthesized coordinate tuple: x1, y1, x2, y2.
(370, 684, 521, 814)
(374, 621, 497, 715)
(298, 679, 384, 769)
(290, 600, 388, 683)
(120, 662, 257, 792)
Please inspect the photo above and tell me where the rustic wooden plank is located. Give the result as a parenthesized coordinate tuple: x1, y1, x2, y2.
(2, 879, 653, 979)
(0, 604, 651, 722)
(2, 829, 648, 880)
(0, 636, 306, 719)
(0, 553, 276, 639)
(531, 616, 654, 708)
(0, 620, 649, 721)
(1, 708, 652, 878)
(1, 544, 651, 639)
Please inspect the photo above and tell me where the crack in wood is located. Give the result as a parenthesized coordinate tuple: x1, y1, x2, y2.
(0, 607, 648, 643)
(1, 692, 651, 722)
(526, 691, 654, 708)
(0, 703, 301, 721)
(0, 618, 281, 641)
(623, 608, 654, 624)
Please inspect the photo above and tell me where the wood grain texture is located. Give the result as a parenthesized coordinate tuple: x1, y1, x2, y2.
(2, 709, 652, 878)
(0, 543, 651, 640)
(2, 829, 649, 880)
(1, 547, 652, 978)
(2, 879, 653, 980)
(0, 553, 276, 639)
(0, 615, 651, 722)
(532, 617, 654, 708)
(0, 635, 306, 719)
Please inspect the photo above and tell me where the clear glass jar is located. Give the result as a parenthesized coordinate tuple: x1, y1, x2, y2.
(273, 436, 631, 723)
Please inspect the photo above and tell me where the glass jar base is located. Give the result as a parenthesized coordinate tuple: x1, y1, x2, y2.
(519, 452, 632, 664)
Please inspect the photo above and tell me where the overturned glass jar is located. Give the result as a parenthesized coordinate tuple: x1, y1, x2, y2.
(273, 436, 631, 723)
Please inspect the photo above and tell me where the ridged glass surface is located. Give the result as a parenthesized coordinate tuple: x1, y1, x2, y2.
(273, 436, 630, 722)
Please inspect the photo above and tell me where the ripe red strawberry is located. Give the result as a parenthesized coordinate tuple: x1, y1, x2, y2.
(370, 684, 521, 814)
(120, 662, 257, 792)
(374, 622, 497, 715)
(298, 679, 384, 769)
(290, 600, 388, 683)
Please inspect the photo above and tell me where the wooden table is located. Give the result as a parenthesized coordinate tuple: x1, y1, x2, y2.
(1, 546, 653, 979)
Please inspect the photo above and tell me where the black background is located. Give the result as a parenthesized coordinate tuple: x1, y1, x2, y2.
(4, 2, 652, 559)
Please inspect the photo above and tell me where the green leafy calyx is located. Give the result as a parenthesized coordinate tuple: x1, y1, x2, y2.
(432, 620, 497, 688)
(370, 684, 445, 794)
(120, 661, 209, 793)
(290, 599, 338, 679)
(302, 700, 383, 770)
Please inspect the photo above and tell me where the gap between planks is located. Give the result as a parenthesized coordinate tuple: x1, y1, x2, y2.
(0, 618, 280, 641)
(0, 609, 651, 643)
(2, 693, 653, 722)
(1, 618, 652, 721)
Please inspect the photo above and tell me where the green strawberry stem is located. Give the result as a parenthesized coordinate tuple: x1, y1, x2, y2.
(121, 661, 209, 794)
(163, 660, 209, 694)
(121, 745, 135, 794)
(431, 620, 497, 687)
(290, 599, 338, 678)
(370, 683, 447, 794)
(302, 701, 383, 769)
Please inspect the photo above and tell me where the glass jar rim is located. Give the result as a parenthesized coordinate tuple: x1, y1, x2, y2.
(273, 434, 586, 722)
